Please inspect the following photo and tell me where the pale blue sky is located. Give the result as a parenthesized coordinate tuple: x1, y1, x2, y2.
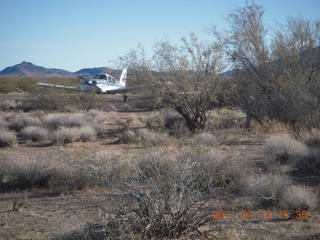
(1, 0, 319, 71)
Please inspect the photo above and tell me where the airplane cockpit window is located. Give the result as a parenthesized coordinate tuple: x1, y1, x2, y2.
(98, 75, 106, 79)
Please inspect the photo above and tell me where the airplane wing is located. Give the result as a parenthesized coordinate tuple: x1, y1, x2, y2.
(37, 82, 84, 92)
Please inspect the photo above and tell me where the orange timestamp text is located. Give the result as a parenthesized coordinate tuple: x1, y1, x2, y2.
(211, 209, 308, 220)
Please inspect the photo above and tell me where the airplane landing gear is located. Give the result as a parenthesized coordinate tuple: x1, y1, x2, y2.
(123, 95, 128, 102)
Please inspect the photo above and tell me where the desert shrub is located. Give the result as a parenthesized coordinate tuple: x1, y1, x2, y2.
(1, 158, 98, 192)
(192, 132, 218, 146)
(279, 185, 318, 210)
(246, 173, 292, 208)
(136, 151, 176, 181)
(87, 109, 108, 123)
(264, 134, 308, 165)
(178, 149, 246, 194)
(0, 115, 9, 128)
(295, 149, 320, 175)
(8, 113, 42, 131)
(145, 114, 165, 130)
(0, 99, 17, 110)
(51, 127, 81, 145)
(78, 126, 97, 142)
(118, 127, 169, 147)
(135, 129, 169, 147)
(19, 126, 48, 142)
(51, 126, 97, 145)
(93, 151, 132, 182)
(0, 129, 17, 147)
(44, 113, 89, 130)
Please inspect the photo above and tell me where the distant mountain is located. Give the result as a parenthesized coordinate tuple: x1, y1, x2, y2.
(0, 62, 121, 77)
(74, 67, 111, 76)
(0, 61, 73, 77)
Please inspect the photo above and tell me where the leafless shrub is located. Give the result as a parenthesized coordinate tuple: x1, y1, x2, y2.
(279, 185, 318, 210)
(19, 126, 48, 142)
(192, 132, 218, 146)
(8, 113, 42, 131)
(0, 129, 17, 147)
(264, 134, 308, 165)
(246, 173, 292, 207)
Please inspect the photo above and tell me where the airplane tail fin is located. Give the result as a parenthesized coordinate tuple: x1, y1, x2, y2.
(119, 68, 127, 87)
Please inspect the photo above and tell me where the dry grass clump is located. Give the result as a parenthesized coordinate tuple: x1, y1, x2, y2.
(145, 113, 165, 130)
(0, 115, 9, 128)
(8, 113, 42, 131)
(0, 129, 17, 147)
(246, 173, 292, 208)
(0, 99, 17, 110)
(279, 185, 318, 210)
(135, 151, 176, 180)
(93, 151, 132, 181)
(192, 132, 218, 146)
(44, 113, 89, 130)
(264, 134, 308, 165)
(0, 154, 102, 193)
(51, 126, 97, 145)
(135, 128, 169, 147)
(19, 126, 48, 142)
(178, 149, 246, 194)
(118, 127, 169, 147)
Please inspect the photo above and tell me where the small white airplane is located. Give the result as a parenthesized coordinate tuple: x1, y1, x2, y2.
(37, 68, 136, 101)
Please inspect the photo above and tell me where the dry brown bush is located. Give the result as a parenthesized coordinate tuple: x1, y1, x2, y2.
(19, 126, 48, 142)
(0, 129, 17, 147)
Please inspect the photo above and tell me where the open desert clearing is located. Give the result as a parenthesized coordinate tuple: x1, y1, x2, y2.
(0, 105, 319, 240)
